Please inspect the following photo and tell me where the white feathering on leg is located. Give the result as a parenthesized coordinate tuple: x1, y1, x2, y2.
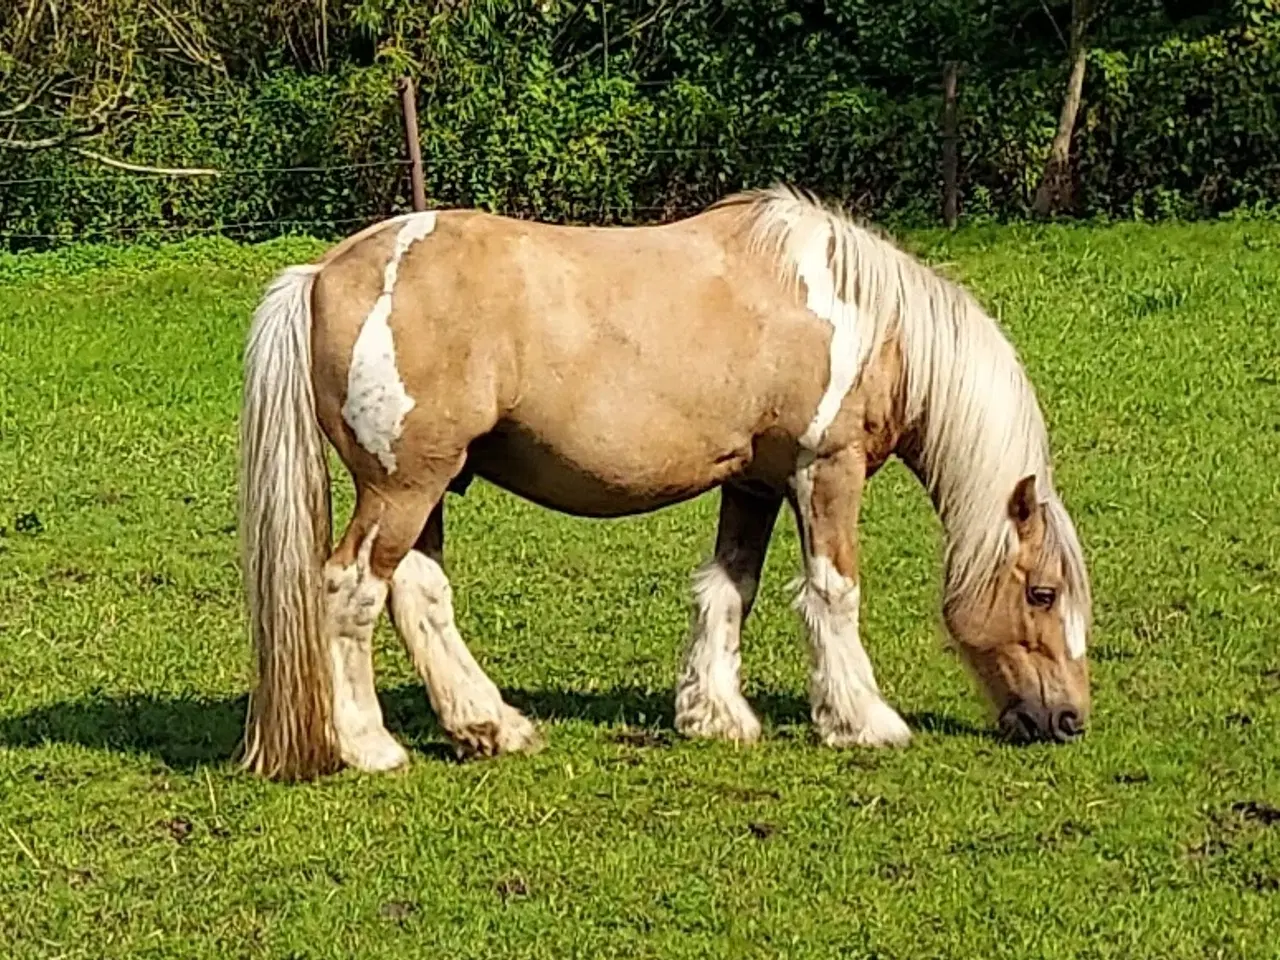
(390, 550, 541, 758)
(794, 556, 911, 748)
(675, 561, 762, 744)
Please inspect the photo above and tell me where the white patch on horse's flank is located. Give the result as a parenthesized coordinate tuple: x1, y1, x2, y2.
(342, 211, 437, 473)
(789, 221, 875, 451)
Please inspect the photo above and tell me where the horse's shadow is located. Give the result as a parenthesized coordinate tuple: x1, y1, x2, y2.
(0, 685, 986, 771)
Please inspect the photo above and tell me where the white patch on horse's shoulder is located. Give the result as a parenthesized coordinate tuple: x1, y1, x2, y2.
(342, 212, 437, 472)
(1064, 605, 1087, 660)
(791, 222, 871, 450)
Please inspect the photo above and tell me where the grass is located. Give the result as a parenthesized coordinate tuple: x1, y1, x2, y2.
(1, 220, 1279, 959)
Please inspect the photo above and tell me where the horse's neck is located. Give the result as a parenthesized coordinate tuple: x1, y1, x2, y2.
(889, 300, 1051, 593)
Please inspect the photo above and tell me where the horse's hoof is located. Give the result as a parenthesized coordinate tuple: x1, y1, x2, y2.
(341, 732, 411, 772)
(816, 697, 912, 748)
(451, 709, 543, 759)
(675, 695, 763, 744)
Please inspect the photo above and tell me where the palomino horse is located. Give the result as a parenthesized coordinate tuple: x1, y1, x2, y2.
(239, 185, 1092, 781)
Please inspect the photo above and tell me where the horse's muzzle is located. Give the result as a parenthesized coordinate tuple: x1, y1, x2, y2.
(999, 704, 1085, 744)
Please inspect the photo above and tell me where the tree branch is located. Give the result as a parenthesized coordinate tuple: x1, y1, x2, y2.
(0, 131, 78, 150)
(0, 78, 56, 118)
(555, 1, 678, 75)
(1031, 0, 1093, 216)
(72, 147, 221, 176)
(1038, 0, 1068, 51)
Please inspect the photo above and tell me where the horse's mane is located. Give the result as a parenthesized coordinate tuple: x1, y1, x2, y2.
(731, 184, 1090, 654)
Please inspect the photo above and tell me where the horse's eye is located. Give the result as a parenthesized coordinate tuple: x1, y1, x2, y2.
(1027, 585, 1057, 608)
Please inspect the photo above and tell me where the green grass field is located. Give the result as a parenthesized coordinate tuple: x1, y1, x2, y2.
(1, 221, 1279, 959)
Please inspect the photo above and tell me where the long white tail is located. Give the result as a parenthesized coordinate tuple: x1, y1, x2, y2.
(238, 264, 340, 780)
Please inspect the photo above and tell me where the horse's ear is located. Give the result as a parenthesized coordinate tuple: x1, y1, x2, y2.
(1008, 474, 1043, 540)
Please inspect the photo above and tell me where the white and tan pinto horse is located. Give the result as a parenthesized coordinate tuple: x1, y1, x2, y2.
(239, 185, 1092, 780)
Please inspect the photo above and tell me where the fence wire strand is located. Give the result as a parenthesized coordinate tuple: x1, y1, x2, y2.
(0, 141, 812, 189)
(0, 159, 412, 188)
(0, 60, 1040, 124)
(0, 206, 692, 242)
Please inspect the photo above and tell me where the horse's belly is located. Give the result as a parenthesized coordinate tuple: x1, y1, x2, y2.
(465, 420, 752, 518)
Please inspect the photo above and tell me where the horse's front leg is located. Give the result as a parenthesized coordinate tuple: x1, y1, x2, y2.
(791, 447, 911, 748)
(675, 484, 781, 743)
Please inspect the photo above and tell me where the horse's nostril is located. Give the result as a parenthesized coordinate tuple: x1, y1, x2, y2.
(1052, 708, 1083, 743)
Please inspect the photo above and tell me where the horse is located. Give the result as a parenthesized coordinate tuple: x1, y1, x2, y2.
(238, 185, 1092, 781)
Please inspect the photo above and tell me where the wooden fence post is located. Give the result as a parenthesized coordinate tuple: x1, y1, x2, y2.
(942, 61, 959, 228)
(399, 75, 427, 213)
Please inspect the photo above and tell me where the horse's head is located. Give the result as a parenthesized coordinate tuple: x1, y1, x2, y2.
(944, 475, 1092, 744)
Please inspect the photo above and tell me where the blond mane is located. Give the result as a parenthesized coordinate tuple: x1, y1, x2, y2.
(736, 184, 1091, 651)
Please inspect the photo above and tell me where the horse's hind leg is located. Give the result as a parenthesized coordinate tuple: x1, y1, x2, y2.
(323, 484, 442, 773)
(388, 501, 542, 759)
(675, 484, 781, 743)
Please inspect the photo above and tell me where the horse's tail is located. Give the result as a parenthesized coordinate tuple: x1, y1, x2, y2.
(238, 264, 340, 781)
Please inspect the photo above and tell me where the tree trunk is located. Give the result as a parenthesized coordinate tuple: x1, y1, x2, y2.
(1032, 0, 1091, 217)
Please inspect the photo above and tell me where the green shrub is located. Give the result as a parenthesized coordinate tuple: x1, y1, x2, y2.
(2, 0, 1277, 249)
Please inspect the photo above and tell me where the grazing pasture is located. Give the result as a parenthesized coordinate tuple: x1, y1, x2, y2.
(1, 221, 1278, 958)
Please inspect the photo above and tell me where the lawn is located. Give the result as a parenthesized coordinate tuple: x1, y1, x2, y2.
(1, 219, 1278, 959)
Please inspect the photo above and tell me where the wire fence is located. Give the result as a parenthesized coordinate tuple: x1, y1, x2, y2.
(0, 69, 983, 127)
(2, 62, 1047, 246)
(0, 137, 842, 191)
(0, 199, 721, 242)
(0, 137, 870, 244)
(0, 159, 413, 188)
(0, 61, 1050, 118)
(0, 218, 375, 242)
